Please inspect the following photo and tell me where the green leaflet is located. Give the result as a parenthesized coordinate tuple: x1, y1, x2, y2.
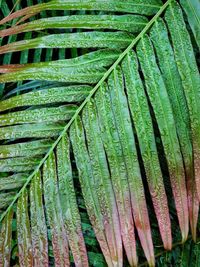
(17, 189, 33, 267)
(0, 32, 134, 54)
(121, 51, 172, 250)
(0, 193, 15, 210)
(0, 105, 77, 127)
(0, 85, 92, 112)
(165, 2, 200, 146)
(0, 139, 52, 158)
(43, 153, 70, 267)
(56, 134, 89, 267)
(108, 67, 154, 266)
(0, 173, 26, 217)
(150, 17, 199, 241)
(180, 0, 200, 47)
(0, 49, 120, 83)
(30, 172, 49, 267)
(0, 15, 148, 37)
(165, 1, 200, 201)
(0, 174, 27, 191)
(150, 18, 192, 168)
(0, 49, 120, 69)
(0, 209, 13, 267)
(150, 19, 192, 165)
(0, 157, 40, 172)
(137, 35, 189, 242)
(70, 116, 118, 267)
(0, 67, 105, 83)
(82, 101, 122, 266)
(0, 0, 162, 26)
(0, 122, 64, 141)
(95, 83, 138, 267)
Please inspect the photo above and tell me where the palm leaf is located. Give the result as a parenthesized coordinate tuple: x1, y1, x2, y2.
(0, 0, 199, 266)
(122, 51, 171, 250)
(180, 0, 200, 47)
(165, 1, 200, 203)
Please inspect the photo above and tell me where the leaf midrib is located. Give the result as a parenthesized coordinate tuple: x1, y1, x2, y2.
(0, 0, 172, 223)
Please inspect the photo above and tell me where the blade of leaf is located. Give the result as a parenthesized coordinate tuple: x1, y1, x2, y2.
(56, 134, 89, 267)
(165, 1, 200, 202)
(0, 85, 91, 112)
(0, 157, 40, 172)
(95, 83, 138, 266)
(70, 116, 118, 267)
(43, 153, 70, 267)
(30, 172, 49, 267)
(137, 35, 189, 242)
(108, 67, 154, 266)
(180, 0, 200, 47)
(0, 48, 119, 72)
(0, 32, 133, 54)
(0, 67, 105, 83)
(0, 209, 13, 267)
(0, 105, 77, 127)
(0, 15, 148, 37)
(150, 17, 199, 241)
(82, 101, 123, 266)
(0, 0, 162, 25)
(0, 139, 52, 158)
(0, 122, 64, 141)
(17, 189, 33, 266)
(121, 51, 172, 250)
(0, 173, 27, 191)
(0, 193, 15, 211)
(0, 50, 121, 83)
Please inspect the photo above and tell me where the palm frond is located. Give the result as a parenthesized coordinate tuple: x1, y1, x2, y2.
(0, 0, 199, 266)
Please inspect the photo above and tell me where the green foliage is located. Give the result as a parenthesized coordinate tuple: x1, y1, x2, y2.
(0, 0, 199, 266)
